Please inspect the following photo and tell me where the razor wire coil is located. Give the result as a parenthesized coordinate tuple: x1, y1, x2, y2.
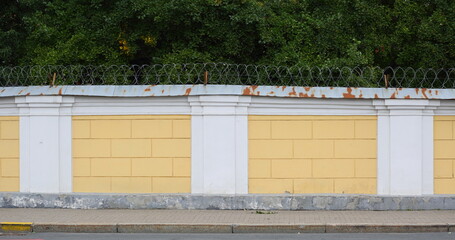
(0, 63, 454, 88)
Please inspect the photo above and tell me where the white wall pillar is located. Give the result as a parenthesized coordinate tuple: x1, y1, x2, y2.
(16, 96, 74, 193)
(189, 96, 250, 194)
(374, 99, 439, 195)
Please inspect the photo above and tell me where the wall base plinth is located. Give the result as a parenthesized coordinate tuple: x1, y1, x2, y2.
(1, 192, 454, 210)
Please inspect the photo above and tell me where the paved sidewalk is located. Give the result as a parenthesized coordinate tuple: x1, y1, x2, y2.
(1, 209, 455, 233)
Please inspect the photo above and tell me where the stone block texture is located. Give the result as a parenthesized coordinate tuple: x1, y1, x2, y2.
(434, 116, 455, 194)
(0, 116, 19, 192)
(248, 115, 377, 194)
(72, 115, 191, 193)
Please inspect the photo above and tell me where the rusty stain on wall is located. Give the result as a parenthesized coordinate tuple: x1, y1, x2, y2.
(342, 88, 356, 99)
(421, 88, 428, 99)
(288, 87, 297, 97)
(1, 85, 454, 100)
(242, 85, 259, 96)
(243, 87, 252, 95)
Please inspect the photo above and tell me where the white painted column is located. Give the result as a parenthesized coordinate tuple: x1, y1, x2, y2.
(375, 104, 391, 195)
(374, 99, 439, 195)
(16, 96, 74, 193)
(189, 96, 250, 194)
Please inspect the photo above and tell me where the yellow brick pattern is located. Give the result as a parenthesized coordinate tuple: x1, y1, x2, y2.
(72, 115, 191, 193)
(249, 115, 377, 194)
(0, 117, 19, 192)
(434, 116, 455, 194)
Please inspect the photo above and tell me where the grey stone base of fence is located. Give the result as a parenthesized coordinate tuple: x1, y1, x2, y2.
(1, 193, 454, 210)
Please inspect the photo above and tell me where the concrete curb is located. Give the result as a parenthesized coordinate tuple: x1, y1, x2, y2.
(33, 224, 117, 233)
(0, 222, 33, 232)
(2, 223, 455, 234)
(232, 224, 326, 233)
(117, 224, 232, 233)
(324, 224, 451, 233)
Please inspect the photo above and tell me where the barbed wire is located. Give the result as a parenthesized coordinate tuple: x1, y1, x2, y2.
(0, 63, 454, 88)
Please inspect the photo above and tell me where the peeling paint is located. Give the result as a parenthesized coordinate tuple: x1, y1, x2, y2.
(58, 88, 63, 95)
(404, 95, 411, 99)
(374, 94, 379, 99)
(184, 88, 192, 96)
(390, 92, 396, 99)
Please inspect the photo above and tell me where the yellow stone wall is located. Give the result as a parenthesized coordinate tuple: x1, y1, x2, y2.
(72, 115, 191, 193)
(249, 116, 377, 194)
(434, 116, 455, 194)
(0, 116, 20, 192)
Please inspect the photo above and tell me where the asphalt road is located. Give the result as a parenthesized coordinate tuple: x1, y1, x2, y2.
(0, 233, 455, 240)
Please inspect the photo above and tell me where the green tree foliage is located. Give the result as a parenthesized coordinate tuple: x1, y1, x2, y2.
(1, 0, 454, 67)
(0, 0, 27, 65)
